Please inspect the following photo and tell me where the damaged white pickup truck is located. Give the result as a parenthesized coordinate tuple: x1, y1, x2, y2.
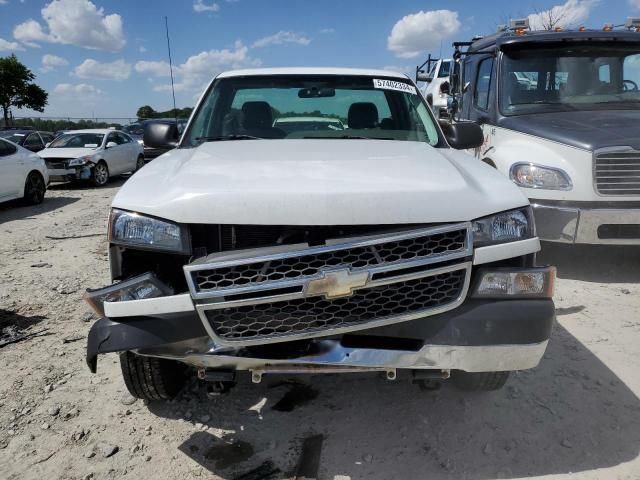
(85, 68, 555, 400)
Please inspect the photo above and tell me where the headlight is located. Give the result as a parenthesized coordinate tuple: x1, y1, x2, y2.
(473, 207, 533, 246)
(68, 156, 92, 167)
(109, 209, 190, 253)
(510, 163, 572, 190)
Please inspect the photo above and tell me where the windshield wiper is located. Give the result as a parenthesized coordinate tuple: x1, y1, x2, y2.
(304, 135, 393, 140)
(195, 134, 262, 142)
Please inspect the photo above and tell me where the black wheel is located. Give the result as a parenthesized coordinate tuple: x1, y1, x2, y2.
(91, 161, 109, 187)
(451, 371, 510, 391)
(23, 171, 46, 205)
(120, 351, 187, 401)
(134, 155, 145, 172)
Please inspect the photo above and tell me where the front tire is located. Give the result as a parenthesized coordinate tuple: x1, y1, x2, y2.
(134, 155, 145, 172)
(23, 171, 46, 205)
(120, 351, 186, 401)
(451, 371, 510, 391)
(91, 161, 109, 187)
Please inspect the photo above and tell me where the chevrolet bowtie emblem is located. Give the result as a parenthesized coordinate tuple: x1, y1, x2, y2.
(305, 268, 369, 299)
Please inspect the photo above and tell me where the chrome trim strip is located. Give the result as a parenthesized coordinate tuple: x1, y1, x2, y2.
(194, 262, 472, 347)
(139, 339, 549, 373)
(184, 222, 472, 300)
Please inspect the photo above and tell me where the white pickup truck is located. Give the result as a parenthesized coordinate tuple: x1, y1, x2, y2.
(85, 68, 555, 401)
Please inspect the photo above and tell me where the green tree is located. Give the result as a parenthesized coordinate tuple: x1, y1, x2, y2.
(136, 105, 156, 119)
(0, 54, 48, 126)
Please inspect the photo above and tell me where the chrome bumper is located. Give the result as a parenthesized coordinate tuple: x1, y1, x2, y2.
(532, 203, 640, 245)
(139, 338, 549, 373)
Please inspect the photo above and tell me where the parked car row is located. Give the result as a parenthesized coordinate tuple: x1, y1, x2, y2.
(0, 128, 145, 205)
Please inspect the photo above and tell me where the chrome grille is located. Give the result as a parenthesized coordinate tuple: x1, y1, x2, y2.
(594, 149, 640, 196)
(186, 223, 473, 346)
(187, 226, 469, 296)
(205, 268, 466, 342)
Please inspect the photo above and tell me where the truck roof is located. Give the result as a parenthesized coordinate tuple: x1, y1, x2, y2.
(468, 29, 640, 52)
(217, 67, 409, 79)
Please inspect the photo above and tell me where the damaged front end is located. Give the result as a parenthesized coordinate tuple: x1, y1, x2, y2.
(85, 214, 555, 382)
(44, 157, 94, 182)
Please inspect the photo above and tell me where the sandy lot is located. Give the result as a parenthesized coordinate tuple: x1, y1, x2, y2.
(1, 179, 639, 480)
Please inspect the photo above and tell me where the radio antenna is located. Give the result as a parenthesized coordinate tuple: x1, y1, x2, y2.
(165, 16, 178, 124)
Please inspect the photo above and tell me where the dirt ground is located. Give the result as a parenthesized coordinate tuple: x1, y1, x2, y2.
(1, 179, 639, 480)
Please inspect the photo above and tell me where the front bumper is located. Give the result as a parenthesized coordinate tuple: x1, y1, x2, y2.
(47, 166, 92, 182)
(86, 298, 555, 374)
(532, 201, 640, 244)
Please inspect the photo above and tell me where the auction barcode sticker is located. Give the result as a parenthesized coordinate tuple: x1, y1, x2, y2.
(373, 79, 417, 95)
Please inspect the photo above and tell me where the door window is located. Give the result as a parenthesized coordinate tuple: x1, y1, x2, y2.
(25, 133, 43, 149)
(0, 139, 17, 156)
(474, 57, 494, 111)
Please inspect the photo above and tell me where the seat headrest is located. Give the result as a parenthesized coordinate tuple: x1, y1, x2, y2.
(348, 102, 379, 129)
(241, 101, 273, 129)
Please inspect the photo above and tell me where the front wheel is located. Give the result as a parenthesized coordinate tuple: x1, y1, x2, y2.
(91, 161, 109, 187)
(23, 171, 46, 205)
(120, 351, 186, 401)
(451, 371, 510, 391)
(134, 155, 145, 172)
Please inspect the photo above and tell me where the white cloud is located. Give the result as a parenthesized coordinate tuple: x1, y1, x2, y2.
(13, 0, 125, 51)
(251, 31, 311, 48)
(147, 41, 260, 93)
(193, 0, 219, 12)
(0, 37, 23, 51)
(41, 53, 68, 72)
(139, 45, 147, 53)
(319, 28, 335, 34)
(528, 0, 597, 30)
(74, 58, 131, 80)
(53, 82, 102, 96)
(135, 60, 171, 77)
(0, 0, 8, 5)
(631, 0, 640, 9)
(388, 9, 460, 59)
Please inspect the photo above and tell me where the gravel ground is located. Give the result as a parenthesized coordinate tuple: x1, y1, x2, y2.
(0, 179, 639, 480)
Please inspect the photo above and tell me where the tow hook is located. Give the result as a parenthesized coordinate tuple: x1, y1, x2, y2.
(197, 368, 236, 397)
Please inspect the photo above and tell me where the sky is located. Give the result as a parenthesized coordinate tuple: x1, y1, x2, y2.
(1, 0, 639, 120)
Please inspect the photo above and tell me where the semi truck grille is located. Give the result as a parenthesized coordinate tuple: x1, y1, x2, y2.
(205, 268, 466, 342)
(594, 149, 640, 196)
(186, 223, 473, 345)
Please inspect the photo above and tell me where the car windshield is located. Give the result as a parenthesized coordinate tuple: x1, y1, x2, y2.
(500, 45, 640, 115)
(48, 133, 105, 148)
(185, 74, 440, 146)
(0, 132, 27, 143)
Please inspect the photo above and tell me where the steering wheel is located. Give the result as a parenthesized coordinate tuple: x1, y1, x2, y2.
(623, 79, 638, 91)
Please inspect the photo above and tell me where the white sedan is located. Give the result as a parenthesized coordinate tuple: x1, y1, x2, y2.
(39, 129, 145, 187)
(0, 137, 48, 205)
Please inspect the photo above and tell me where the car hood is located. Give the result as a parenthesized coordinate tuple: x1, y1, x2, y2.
(498, 110, 640, 151)
(113, 140, 528, 225)
(39, 147, 98, 159)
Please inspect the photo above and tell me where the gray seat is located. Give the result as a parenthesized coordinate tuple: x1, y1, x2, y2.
(348, 102, 379, 129)
(241, 101, 286, 138)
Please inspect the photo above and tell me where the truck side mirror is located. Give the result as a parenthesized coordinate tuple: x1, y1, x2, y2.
(144, 123, 179, 149)
(441, 121, 484, 150)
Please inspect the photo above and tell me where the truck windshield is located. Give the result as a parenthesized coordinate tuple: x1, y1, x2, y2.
(185, 75, 440, 146)
(500, 45, 640, 115)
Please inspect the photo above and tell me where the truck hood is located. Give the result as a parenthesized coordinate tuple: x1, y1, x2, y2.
(113, 140, 528, 225)
(39, 147, 98, 159)
(498, 110, 640, 151)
